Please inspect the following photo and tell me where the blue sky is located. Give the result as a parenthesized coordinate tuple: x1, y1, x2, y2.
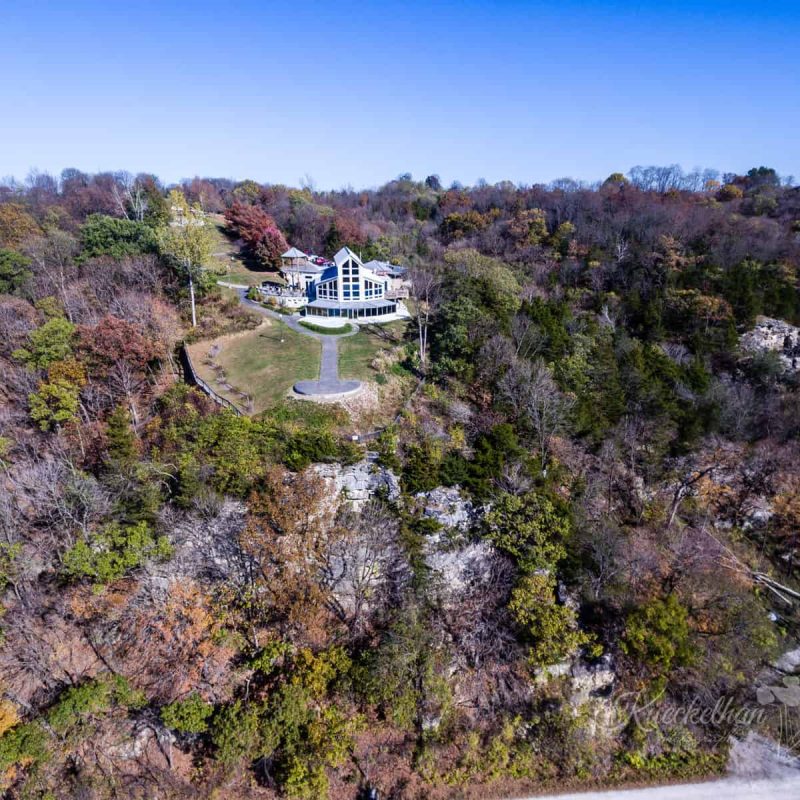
(1, 0, 798, 188)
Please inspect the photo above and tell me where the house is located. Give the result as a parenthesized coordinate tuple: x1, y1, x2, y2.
(303, 247, 409, 325)
(363, 259, 410, 299)
(266, 246, 410, 325)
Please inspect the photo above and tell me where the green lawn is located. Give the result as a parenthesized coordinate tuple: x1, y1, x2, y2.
(187, 320, 320, 414)
(206, 214, 285, 287)
(339, 321, 410, 381)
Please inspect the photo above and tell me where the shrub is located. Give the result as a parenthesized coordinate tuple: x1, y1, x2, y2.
(298, 320, 352, 335)
(63, 521, 173, 587)
(622, 594, 694, 678)
(161, 693, 214, 734)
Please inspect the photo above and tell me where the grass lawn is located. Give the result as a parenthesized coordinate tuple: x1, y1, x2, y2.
(339, 321, 410, 381)
(187, 320, 321, 414)
(206, 214, 286, 287)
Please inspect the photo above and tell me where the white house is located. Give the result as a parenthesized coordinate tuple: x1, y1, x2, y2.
(266, 246, 410, 326)
(301, 247, 409, 326)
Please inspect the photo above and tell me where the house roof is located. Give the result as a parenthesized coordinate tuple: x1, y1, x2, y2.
(281, 246, 307, 259)
(333, 247, 362, 268)
(363, 260, 406, 277)
(317, 266, 338, 282)
(281, 262, 325, 274)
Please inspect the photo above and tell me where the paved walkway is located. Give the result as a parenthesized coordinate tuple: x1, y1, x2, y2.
(237, 289, 362, 397)
(513, 776, 800, 800)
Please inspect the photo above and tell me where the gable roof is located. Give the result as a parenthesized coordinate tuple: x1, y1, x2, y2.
(333, 246, 363, 268)
(281, 246, 307, 259)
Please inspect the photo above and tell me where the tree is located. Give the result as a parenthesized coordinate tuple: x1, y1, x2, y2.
(498, 358, 573, 476)
(62, 520, 172, 586)
(157, 191, 215, 326)
(508, 571, 591, 667)
(0, 248, 32, 293)
(28, 357, 87, 431)
(13, 316, 75, 369)
(408, 265, 442, 372)
(621, 594, 694, 680)
(0, 203, 39, 248)
(237, 466, 347, 645)
(224, 201, 288, 267)
(79, 214, 157, 261)
(161, 692, 214, 733)
(23, 230, 79, 320)
(485, 491, 570, 572)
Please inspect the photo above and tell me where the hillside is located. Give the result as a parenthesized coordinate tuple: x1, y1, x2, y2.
(0, 167, 799, 800)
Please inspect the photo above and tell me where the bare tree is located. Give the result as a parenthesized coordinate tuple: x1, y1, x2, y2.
(408, 265, 442, 372)
(112, 171, 149, 221)
(24, 230, 79, 320)
(498, 358, 574, 476)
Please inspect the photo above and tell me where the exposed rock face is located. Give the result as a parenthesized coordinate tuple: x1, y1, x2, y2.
(740, 317, 800, 373)
(313, 457, 401, 510)
(569, 654, 616, 705)
(425, 539, 497, 596)
(413, 485, 479, 532)
(151, 499, 251, 588)
(412, 485, 497, 600)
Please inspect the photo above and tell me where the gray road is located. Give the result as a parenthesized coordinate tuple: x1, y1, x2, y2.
(513, 776, 800, 800)
(238, 290, 361, 396)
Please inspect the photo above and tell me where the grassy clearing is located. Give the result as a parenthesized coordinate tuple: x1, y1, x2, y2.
(187, 320, 321, 414)
(298, 320, 353, 335)
(205, 214, 285, 287)
(339, 321, 410, 381)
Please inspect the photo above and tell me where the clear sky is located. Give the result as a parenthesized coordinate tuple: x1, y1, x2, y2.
(1, 0, 798, 189)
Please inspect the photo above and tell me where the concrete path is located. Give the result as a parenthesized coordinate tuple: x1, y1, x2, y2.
(513, 776, 800, 800)
(237, 289, 362, 397)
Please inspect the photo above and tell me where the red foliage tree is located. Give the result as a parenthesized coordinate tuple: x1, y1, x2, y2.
(224, 202, 288, 267)
(77, 315, 160, 377)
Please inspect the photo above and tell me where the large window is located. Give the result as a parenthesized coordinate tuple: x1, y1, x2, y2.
(317, 279, 337, 299)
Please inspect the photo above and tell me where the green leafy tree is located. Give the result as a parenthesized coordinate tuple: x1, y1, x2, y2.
(0, 248, 32, 293)
(62, 520, 172, 587)
(622, 594, 694, 678)
(508, 571, 592, 667)
(161, 693, 214, 734)
(157, 190, 215, 327)
(104, 405, 137, 464)
(13, 316, 76, 369)
(485, 491, 570, 573)
(78, 214, 157, 261)
(28, 357, 87, 431)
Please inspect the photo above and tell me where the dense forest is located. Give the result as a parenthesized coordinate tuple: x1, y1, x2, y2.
(0, 164, 799, 799)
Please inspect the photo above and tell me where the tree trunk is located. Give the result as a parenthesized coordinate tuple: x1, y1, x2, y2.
(188, 269, 197, 328)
